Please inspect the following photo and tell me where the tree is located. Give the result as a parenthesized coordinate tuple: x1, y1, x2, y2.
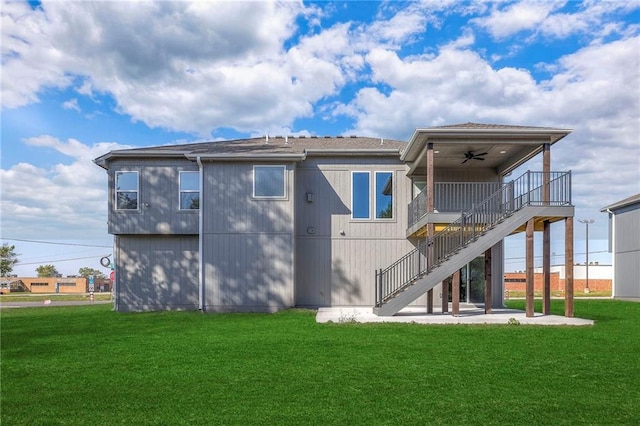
(36, 264, 59, 277)
(78, 267, 105, 279)
(0, 243, 19, 277)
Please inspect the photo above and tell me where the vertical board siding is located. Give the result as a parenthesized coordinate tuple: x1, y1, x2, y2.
(115, 235, 199, 311)
(295, 157, 417, 307)
(203, 234, 294, 311)
(201, 162, 295, 312)
(613, 208, 640, 297)
(108, 159, 199, 235)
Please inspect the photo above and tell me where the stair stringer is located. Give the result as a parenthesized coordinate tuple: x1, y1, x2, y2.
(373, 206, 564, 316)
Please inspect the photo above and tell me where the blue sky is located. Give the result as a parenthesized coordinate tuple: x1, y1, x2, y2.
(1, 0, 639, 276)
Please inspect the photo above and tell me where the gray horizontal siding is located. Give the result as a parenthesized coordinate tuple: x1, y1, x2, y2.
(114, 235, 199, 312)
(108, 159, 199, 235)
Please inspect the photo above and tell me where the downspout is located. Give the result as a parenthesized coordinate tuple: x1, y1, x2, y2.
(197, 156, 204, 311)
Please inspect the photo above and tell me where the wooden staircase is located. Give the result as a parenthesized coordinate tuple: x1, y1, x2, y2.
(373, 171, 573, 317)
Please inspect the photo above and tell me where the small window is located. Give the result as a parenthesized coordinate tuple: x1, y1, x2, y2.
(352, 172, 370, 219)
(254, 166, 286, 198)
(180, 171, 200, 210)
(375, 172, 393, 219)
(115, 171, 138, 210)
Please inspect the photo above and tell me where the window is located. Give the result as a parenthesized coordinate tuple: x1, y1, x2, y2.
(115, 171, 138, 210)
(180, 171, 200, 210)
(253, 166, 286, 198)
(352, 172, 370, 219)
(351, 171, 394, 220)
(375, 172, 393, 219)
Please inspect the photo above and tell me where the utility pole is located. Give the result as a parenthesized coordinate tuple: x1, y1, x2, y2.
(578, 219, 595, 293)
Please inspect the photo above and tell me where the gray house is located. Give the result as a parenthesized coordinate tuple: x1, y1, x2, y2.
(601, 194, 640, 299)
(95, 123, 577, 317)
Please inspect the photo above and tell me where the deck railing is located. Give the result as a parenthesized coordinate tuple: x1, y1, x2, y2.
(408, 181, 502, 227)
(377, 171, 571, 307)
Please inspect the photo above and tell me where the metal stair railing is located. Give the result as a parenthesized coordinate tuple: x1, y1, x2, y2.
(375, 171, 571, 307)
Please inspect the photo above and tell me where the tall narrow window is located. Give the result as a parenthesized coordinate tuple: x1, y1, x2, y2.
(375, 172, 393, 219)
(115, 171, 138, 210)
(254, 166, 286, 198)
(352, 171, 370, 219)
(180, 171, 200, 210)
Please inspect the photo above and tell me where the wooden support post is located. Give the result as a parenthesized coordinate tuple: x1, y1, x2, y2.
(565, 217, 574, 317)
(452, 270, 460, 316)
(543, 143, 551, 205)
(484, 248, 492, 314)
(526, 219, 535, 317)
(543, 220, 551, 315)
(426, 142, 434, 314)
(442, 278, 449, 314)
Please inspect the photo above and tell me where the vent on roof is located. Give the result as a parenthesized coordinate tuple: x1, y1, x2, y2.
(324, 135, 331, 138)
(350, 135, 357, 138)
(337, 135, 344, 138)
(275, 135, 283, 139)
(311, 136, 318, 138)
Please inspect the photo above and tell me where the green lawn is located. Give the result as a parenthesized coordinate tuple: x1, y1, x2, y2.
(2, 300, 639, 425)
(0, 293, 112, 303)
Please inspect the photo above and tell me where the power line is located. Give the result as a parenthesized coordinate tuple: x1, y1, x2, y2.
(17, 255, 112, 266)
(2, 238, 111, 248)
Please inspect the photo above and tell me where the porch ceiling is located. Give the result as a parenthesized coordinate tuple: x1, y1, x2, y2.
(402, 123, 572, 176)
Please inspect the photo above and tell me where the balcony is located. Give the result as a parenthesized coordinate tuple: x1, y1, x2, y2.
(407, 172, 572, 235)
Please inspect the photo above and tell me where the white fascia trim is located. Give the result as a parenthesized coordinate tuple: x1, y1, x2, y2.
(305, 149, 401, 157)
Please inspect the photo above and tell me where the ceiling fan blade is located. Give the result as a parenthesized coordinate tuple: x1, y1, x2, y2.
(461, 159, 469, 164)
(473, 157, 485, 160)
(477, 152, 488, 156)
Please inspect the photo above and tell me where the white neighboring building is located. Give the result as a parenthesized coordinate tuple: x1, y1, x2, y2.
(601, 194, 640, 299)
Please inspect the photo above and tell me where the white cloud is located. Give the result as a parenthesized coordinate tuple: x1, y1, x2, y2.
(0, 137, 130, 240)
(61, 98, 80, 112)
(475, 1, 562, 39)
(341, 34, 639, 221)
(1, 0, 357, 135)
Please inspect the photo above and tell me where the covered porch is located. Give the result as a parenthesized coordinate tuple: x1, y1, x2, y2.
(375, 123, 576, 318)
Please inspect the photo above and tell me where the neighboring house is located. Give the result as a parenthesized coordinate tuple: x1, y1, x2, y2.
(95, 123, 576, 316)
(5, 277, 89, 293)
(601, 193, 640, 299)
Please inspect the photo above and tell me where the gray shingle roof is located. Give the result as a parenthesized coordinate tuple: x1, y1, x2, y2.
(425, 122, 567, 131)
(94, 136, 407, 167)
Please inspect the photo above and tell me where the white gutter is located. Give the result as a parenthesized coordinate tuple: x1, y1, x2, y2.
(197, 156, 205, 312)
(185, 153, 306, 161)
(304, 149, 401, 156)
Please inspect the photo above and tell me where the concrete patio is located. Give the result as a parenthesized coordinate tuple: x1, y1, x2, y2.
(316, 305, 594, 326)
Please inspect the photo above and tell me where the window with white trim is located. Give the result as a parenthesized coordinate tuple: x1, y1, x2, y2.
(253, 165, 286, 198)
(179, 171, 200, 210)
(375, 171, 393, 219)
(115, 171, 138, 210)
(351, 171, 394, 220)
(352, 171, 370, 219)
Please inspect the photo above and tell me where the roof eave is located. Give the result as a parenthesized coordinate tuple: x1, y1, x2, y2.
(93, 150, 190, 169)
(185, 153, 307, 162)
(401, 127, 573, 163)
